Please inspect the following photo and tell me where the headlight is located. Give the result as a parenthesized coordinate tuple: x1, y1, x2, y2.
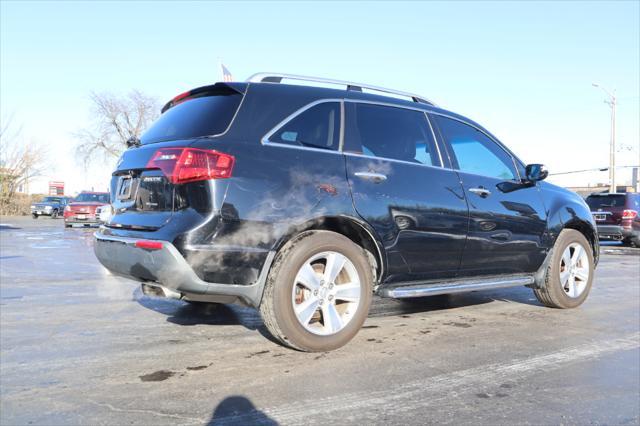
(64, 206, 71, 212)
(44, 205, 52, 210)
(30, 205, 35, 209)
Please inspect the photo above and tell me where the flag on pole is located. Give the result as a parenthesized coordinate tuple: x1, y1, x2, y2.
(220, 63, 233, 82)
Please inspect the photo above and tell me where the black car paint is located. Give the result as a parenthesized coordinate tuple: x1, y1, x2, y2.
(98, 81, 599, 300)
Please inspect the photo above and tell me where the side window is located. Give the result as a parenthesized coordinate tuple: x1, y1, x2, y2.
(346, 103, 440, 167)
(269, 102, 340, 150)
(432, 115, 517, 180)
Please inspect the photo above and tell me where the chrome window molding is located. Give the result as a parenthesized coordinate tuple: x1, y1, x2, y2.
(260, 97, 523, 181)
(424, 112, 445, 167)
(261, 98, 344, 155)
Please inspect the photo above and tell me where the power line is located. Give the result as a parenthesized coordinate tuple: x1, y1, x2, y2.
(549, 165, 640, 176)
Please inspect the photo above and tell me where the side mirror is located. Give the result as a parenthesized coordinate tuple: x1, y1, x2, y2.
(525, 164, 548, 182)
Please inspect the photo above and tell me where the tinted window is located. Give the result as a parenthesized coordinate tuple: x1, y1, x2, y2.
(347, 104, 439, 166)
(270, 102, 340, 150)
(433, 115, 516, 180)
(586, 194, 626, 209)
(42, 197, 61, 203)
(74, 193, 109, 203)
(141, 93, 242, 144)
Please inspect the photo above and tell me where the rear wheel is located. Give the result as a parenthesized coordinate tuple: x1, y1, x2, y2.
(260, 231, 373, 352)
(533, 229, 594, 309)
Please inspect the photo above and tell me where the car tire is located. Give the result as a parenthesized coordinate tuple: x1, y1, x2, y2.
(32, 213, 38, 219)
(533, 229, 594, 309)
(260, 230, 373, 352)
(64, 223, 72, 228)
(51, 210, 58, 219)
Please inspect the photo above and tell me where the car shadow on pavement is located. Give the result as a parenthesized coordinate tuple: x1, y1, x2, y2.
(136, 294, 263, 329)
(207, 395, 277, 425)
(135, 291, 283, 345)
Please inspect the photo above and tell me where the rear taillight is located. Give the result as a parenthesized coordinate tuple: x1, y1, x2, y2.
(135, 240, 163, 250)
(146, 148, 234, 184)
(622, 209, 638, 219)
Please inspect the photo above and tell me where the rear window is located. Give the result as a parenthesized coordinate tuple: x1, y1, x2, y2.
(586, 194, 626, 209)
(141, 93, 242, 145)
(74, 193, 109, 203)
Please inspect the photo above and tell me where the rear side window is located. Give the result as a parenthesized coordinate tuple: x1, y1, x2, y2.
(345, 103, 440, 166)
(269, 102, 340, 150)
(74, 193, 109, 203)
(432, 115, 516, 180)
(141, 93, 242, 144)
(586, 194, 626, 209)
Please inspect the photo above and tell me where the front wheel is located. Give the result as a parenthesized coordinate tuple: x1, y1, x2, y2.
(533, 229, 594, 309)
(260, 231, 373, 352)
(51, 210, 58, 219)
(32, 213, 38, 219)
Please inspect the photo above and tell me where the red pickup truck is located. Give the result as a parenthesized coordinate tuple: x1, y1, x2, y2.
(64, 191, 110, 228)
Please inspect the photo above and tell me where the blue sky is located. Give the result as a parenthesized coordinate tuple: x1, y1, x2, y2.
(1, 0, 639, 194)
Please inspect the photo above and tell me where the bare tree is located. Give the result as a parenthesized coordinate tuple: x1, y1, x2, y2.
(0, 116, 46, 202)
(75, 90, 160, 164)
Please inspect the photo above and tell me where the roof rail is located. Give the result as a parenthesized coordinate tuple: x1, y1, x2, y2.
(246, 72, 436, 106)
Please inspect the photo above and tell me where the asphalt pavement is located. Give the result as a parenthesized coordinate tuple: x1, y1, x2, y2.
(1, 216, 639, 425)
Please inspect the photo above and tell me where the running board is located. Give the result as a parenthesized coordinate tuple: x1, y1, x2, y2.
(378, 275, 535, 299)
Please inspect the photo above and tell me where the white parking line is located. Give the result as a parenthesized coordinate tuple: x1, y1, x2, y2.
(215, 333, 640, 425)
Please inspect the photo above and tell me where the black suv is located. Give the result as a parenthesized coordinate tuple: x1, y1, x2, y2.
(95, 73, 599, 351)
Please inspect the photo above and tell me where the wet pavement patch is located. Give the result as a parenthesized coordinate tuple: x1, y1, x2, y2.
(246, 350, 270, 358)
(444, 321, 472, 328)
(139, 370, 175, 382)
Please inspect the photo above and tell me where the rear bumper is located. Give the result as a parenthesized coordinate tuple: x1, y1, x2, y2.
(65, 214, 99, 223)
(93, 232, 273, 307)
(596, 225, 636, 240)
(31, 208, 54, 216)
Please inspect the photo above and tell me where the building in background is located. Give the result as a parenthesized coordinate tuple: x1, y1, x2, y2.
(48, 181, 65, 196)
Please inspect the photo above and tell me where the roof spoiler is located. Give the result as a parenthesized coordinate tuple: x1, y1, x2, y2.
(161, 82, 247, 113)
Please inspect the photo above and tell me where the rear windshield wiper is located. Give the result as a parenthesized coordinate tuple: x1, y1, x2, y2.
(126, 136, 141, 148)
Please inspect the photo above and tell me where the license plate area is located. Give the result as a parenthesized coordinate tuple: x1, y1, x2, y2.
(594, 214, 607, 221)
(135, 173, 173, 212)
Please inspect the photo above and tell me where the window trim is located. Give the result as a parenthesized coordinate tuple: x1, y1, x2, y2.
(260, 97, 523, 180)
(428, 111, 523, 181)
(262, 99, 344, 154)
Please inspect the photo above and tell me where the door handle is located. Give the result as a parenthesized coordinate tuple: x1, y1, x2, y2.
(354, 172, 387, 183)
(469, 187, 491, 198)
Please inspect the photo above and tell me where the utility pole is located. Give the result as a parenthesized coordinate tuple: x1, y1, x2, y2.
(592, 83, 617, 193)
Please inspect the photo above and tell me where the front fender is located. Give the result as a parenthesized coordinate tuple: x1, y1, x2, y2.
(540, 182, 599, 266)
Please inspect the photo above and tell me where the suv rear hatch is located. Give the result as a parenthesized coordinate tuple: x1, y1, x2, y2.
(108, 83, 245, 230)
(586, 193, 626, 225)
